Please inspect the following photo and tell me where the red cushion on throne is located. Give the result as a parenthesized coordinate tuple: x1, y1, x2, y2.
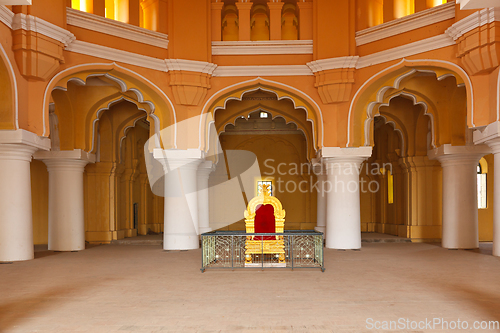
(254, 204, 276, 240)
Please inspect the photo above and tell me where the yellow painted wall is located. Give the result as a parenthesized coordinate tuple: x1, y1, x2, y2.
(213, 132, 317, 231)
(31, 160, 49, 245)
(478, 154, 494, 242)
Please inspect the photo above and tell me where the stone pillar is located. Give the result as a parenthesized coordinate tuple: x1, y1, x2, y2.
(322, 147, 372, 249)
(0, 130, 50, 262)
(313, 162, 326, 233)
(211, 1, 224, 41)
(488, 139, 500, 256)
(236, 1, 252, 41)
(430, 145, 490, 249)
(198, 161, 214, 234)
(297, 0, 313, 40)
(35, 150, 95, 251)
(268, 0, 284, 40)
(154, 149, 203, 250)
(475, 124, 500, 256)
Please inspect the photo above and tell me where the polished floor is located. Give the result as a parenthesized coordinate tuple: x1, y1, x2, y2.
(0, 241, 499, 332)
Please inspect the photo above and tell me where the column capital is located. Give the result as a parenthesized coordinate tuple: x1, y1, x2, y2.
(211, 1, 224, 10)
(474, 121, 500, 146)
(34, 149, 95, 172)
(319, 146, 373, 159)
(235, 1, 253, 10)
(428, 144, 490, 166)
(0, 129, 51, 151)
(0, 144, 38, 162)
(198, 160, 215, 177)
(267, 1, 284, 10)
(34, 149, 96, 163)
(153, 148, 204, 170)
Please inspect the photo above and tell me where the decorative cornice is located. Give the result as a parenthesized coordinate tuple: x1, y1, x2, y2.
(11, 13, 75, 46)
(66, 8, 169, 49)
(356, 34, 455, 69)
(212, 65, 313, 77)
(445, 7, 500, 41)
(65, 40, 167, 72)
(165, 59, 217, 74)
(356, 2, 455, 46)
(307, 56, 359, 73)
(0, 5, 13, 29)
(212, 40, 313, 55)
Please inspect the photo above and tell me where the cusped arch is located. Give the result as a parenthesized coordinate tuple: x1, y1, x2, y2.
(43, 62, 176, 146)
(0, 43, 18, 130)
(199, 77, 324, 155)
(365, 90, 437, 151)
(348, 58, 473, 148)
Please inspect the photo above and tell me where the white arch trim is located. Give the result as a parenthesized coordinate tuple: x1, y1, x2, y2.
(43, 62, 177, 147)
(119, 116, 147, 163)
(215, 108, 313, 159)
(364, 90, 436, 150)
(90, 95, 160, 153)
(0, 43, 18, 130)
(374, 115, 406, 158)
(347, 58, 474, 147)
(198, 77, 324, 151)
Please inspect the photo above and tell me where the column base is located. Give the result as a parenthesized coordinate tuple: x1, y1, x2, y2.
(314, 226, 325, 233)
(199, 227, 213, 234)
(163, 234, 199, 250)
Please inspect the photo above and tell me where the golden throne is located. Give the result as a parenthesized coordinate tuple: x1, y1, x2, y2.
(244, 185, 286, 266)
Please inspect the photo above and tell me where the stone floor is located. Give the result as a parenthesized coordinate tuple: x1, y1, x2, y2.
(1, 242, 499, 333)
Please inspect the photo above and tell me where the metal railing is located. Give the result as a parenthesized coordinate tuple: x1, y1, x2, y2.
(201, 230, 324, 272)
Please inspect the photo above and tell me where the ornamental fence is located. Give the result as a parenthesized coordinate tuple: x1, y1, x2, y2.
(201, 230, 324, 272)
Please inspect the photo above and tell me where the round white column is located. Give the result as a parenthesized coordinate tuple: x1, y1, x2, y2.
(156, 152, 202, 250)
(0, 144, 37, 262)
(197, 161, 214, 234)
(486, 140, 500, 256)
(436, 154, 483, 249)
(42, 158, 90, 251)
(315, 173, 326, 233)
(324, 157, 365, 249)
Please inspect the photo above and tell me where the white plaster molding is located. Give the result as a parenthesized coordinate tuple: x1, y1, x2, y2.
(446, 7, 500, 41)
(356, 2, 455, 46)
(0, 129, 51, 150)
(165, 59, 217, 74)
(66, 8, 169, 49)
(65, 40, 168, 72)
(307, 56, 359, 73)
(0, 5, 14, 29)
(212, 40, 313, 55)
(34, 149, 96, 163)
(356, 34, 455, 69)
(428, 143, 491, 160)
(12, 13, 75, 47)
(457, 0, 500, 10)
(320, 146, 373, 158)
(0, 1, 31, 4)
(213, 65, 313, 77)
(473, 121, 500, 144)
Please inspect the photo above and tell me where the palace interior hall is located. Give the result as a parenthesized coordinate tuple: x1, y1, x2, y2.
(1, 0, 500, 332)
